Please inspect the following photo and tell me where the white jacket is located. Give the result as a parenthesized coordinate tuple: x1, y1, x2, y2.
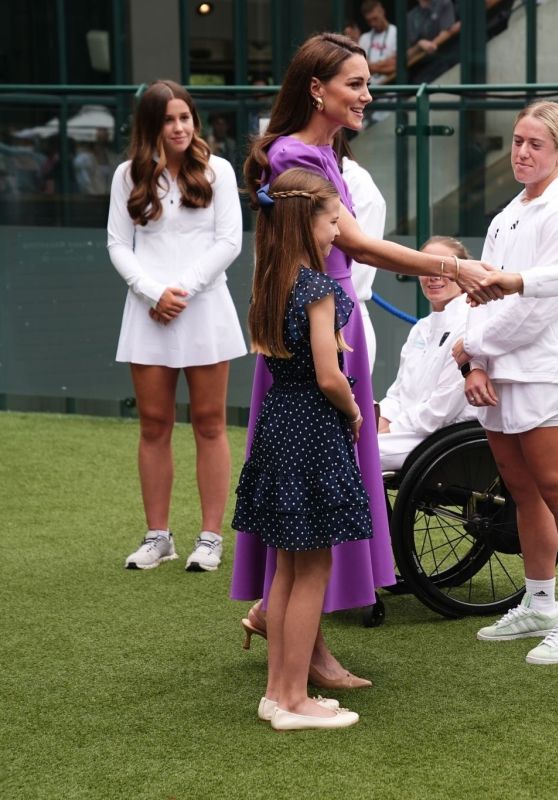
(341, 156, 385, 302)
(379, 295, 475, 435)
(522, 264, 558, 298)
(464, 177, 558, 383)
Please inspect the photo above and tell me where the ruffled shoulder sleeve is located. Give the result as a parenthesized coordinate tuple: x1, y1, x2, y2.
(287, 267, 354, 342)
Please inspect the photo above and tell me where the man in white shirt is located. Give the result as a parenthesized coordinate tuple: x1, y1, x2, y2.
(358, 0, 397, 86)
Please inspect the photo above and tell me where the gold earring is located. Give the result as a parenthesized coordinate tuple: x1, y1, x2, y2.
(312, 96, 324, 112)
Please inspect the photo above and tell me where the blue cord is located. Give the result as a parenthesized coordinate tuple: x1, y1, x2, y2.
(370, 293, 417, 325)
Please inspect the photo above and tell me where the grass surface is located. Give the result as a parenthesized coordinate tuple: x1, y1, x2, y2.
(1, 411, 557, 800)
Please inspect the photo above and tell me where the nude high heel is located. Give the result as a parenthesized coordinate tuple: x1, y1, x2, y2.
(308, 664, 372, 690)
(241, 600, 267, 649)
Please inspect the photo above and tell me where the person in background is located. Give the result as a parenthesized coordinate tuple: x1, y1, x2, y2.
(107, 80, 246, 573)
(335, 133, 385, 371)
(358, 0, 397, 85)
(378, 236, 476, 471)
(206, 112, 236, 165)
(407, 0, 456, 56)
(343, 20, 362, 44)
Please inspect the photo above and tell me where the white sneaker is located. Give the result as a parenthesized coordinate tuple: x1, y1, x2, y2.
(526, 626, 558, 665)
(185, 531, 223, 572)
(477, 594, 558, 641)
(125, 532, 178, 570)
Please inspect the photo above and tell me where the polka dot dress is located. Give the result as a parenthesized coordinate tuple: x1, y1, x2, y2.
(232, 267, 373, 552)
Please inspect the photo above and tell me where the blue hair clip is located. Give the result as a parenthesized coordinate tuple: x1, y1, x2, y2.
(256, 183, 274, 209)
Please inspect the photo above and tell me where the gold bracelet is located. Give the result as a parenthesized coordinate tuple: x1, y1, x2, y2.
(348, 410, 362, 424)
(453, 254, 460, 280)
(440, 259, 446, 277)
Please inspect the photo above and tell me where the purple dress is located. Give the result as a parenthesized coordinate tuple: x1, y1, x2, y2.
(230, 136, 395, 611)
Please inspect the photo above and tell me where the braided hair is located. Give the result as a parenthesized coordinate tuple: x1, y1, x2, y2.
(249, 167, 346, 357)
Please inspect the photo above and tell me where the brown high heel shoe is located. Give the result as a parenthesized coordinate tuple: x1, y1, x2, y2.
(308, 664, 372, 689)
(241, 600, 267, 649)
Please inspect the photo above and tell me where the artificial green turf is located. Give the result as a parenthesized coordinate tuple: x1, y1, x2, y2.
(1, 411, 557, 800)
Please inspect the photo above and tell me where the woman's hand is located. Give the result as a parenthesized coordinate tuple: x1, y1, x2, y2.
(349, 414, 363, 443)
(152, 287, 188, 323)
(378, 416, 391, 434)
(456, 260, 504, 304)
(464, 369, 498, 407)
(451, 338, 471, 368)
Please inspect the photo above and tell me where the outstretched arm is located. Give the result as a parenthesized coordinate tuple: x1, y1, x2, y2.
(335, 204, 500, 301)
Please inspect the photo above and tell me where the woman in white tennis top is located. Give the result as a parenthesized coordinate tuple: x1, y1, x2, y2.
(452, 100, 558, 666)
(107, 80, 246, 573)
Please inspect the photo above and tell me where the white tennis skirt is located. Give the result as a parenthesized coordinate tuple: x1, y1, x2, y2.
(479, 382, 558, 434)
(116, 283, 247, 368)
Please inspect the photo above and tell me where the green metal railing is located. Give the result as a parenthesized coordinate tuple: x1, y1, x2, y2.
(3, 79, 558, 318)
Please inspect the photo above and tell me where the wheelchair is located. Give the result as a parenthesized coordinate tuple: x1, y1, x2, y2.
(362, 421, 524, 626)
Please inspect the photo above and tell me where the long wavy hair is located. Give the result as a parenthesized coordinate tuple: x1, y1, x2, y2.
(243, 33, 366, 208)
(250, 168, 347, 358)
(127, 80, 212, 225)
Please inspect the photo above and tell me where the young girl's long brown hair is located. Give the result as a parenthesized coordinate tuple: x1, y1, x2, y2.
(249, 168, 344, 358)
(127, 80, 213, 225)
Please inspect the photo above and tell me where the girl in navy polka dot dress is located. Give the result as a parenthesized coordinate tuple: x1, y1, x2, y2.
(232, 167, 372, 731)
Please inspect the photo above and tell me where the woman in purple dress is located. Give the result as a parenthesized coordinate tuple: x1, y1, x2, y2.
(231, 32, 497, 688)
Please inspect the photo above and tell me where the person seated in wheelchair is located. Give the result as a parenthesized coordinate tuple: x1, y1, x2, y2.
(378, 236, 477, 471)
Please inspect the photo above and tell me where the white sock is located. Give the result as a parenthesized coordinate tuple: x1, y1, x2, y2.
(149, 529, 170, 540)
(525, 578, 557, 613)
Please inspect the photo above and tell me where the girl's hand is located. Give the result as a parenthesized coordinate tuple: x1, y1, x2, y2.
(154, 287, 188, 322)
(349, 414, 363, 443)
(451, 338, 471, 367)
(149, 308, 168, 325)
(456, 260, 504, 304)
(465, 369, 499, 407)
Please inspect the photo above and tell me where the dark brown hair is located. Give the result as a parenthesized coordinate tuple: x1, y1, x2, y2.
(127, 80, 213, 225)
(249, 168, 345, 358)
(243, 33, 366, 208)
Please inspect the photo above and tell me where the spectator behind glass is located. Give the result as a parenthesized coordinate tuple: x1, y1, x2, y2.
(343, 20, 362, 44)
(378, 236, 476, 471)
(407, 0, 456, 56)
(206, 112, 236, 165)
(358, 1, 397, 85)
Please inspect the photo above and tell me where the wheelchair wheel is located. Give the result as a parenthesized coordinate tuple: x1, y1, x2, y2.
(390, 425, 524, 618)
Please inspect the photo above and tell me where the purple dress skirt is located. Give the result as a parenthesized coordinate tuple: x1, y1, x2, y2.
(230, 137, 395, 611)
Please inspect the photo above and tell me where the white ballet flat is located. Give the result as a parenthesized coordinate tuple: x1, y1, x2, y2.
(257, 696, 340, 722)
(271, 706, 359, 731)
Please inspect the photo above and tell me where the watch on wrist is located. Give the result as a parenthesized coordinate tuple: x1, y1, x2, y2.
(460, 362, 471, 377)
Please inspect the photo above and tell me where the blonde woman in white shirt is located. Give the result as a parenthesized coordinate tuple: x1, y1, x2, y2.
(452, 101, 558, 664)
(107, 80, 246, 572)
